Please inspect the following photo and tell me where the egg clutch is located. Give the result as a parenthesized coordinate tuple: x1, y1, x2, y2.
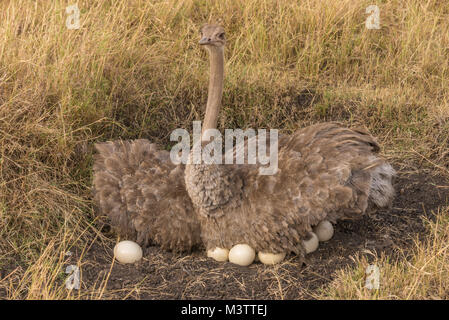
(207, 220, 334, 265)
(113, 220, 334, 266)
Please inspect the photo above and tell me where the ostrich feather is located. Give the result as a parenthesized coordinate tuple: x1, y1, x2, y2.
(92, 139, 201, 252)
(185, 122, 395, 256)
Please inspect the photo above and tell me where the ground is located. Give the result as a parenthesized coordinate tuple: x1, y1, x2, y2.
(63, 169, 448, 299)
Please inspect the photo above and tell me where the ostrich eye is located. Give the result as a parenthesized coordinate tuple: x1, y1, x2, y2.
(218, 32, 225, 39)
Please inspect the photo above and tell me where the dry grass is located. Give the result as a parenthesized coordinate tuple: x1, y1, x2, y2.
(318, 207, 449, 300)
(0, 0, 448, 299)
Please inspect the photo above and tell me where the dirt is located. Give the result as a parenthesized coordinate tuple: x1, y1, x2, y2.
(2, 169, 447, 300)
(63, 168, 447, 300)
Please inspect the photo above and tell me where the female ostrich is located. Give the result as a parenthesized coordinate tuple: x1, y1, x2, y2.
(184, 24, 395, 258)
(93, 23, 395, 259)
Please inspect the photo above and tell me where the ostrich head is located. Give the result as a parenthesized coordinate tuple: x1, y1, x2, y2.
(199, 24, 226, 48)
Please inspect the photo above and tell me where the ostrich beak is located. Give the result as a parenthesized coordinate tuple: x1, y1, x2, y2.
(199, 37, 210, 45)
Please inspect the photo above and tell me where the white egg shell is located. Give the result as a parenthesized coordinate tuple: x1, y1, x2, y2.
(229, 244, 255, 266)
(113, 240, 143, 264)
(302, 232, 319, 254)
(207, 247, 229, 262)
(258, 252, 286, 265)
(313, 220, 334, 242)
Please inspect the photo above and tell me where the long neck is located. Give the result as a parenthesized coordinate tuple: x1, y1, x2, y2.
(202, 46, 224, 140)
(185, 45, 243, 218)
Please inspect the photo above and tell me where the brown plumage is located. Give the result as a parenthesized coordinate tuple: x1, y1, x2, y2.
(185, 123, 395, 257)
(184, 24, 395, 257)
(92, 139, 201, 252)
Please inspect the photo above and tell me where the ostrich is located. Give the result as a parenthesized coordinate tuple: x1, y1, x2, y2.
(184, 24, 395, 258)
(92, 23, 395, 259)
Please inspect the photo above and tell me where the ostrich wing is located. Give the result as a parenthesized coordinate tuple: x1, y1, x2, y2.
(277, 122, 387, 221)
(200, 122, 393, 255)
(92, 139, 201, 252)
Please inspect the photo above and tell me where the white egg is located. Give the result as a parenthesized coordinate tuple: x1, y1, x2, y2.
(207, 247, 229, 262)
(258, 252, 286, 265)
(313, 220, 334, 242)
(113, 240, 143, 264)
(302, 232, 319, 254)
(228, 244, 255, 266)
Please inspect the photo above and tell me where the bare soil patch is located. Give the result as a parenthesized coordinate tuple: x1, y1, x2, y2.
(70, 170, 448, 299)
(2, 170, 447, 300)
